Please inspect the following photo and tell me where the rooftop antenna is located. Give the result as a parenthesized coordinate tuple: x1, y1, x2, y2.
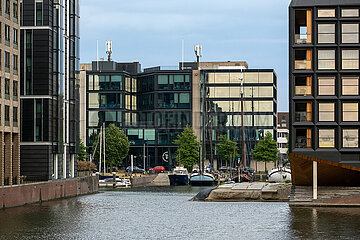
(106, 40, 112, 61)
(194, 44, 202, 69)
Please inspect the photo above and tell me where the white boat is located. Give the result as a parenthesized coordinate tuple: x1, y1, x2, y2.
(99, 177, 131, 188)
(268, 167, 292, 183)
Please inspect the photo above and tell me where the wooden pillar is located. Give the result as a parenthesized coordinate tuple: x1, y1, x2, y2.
(306, 10, 312, 44)
(12, 133, 20, 184)
(313, 161, 318, 200)
(4, 133, 12, 185)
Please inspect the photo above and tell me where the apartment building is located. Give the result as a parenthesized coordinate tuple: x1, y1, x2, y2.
(20, 0, 80, 181)
(289, 0, 360, 185)
(0, 0, 20, 186)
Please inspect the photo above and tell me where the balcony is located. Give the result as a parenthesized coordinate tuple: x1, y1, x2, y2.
(295, 86, 311, 96)
(295, 34, 311, 44)
(295, 60, 312, 70)
(295, 136, 312, 148)
(295, 112, 312, 122)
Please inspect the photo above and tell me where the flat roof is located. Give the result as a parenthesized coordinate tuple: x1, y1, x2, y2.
(290, 0, 360, 7)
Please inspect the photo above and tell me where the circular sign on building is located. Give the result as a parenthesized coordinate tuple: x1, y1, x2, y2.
(162, 151, 169, 162)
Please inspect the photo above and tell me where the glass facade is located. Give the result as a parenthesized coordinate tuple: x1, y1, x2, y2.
(85, 66, 276, 170)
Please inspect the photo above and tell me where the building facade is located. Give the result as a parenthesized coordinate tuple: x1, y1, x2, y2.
(0, 0, 21, 186)
(277, 112, 289, 163)
(20, 0, 80, 181)
(289, 0, 360, 185)
(81, 60, 277, 171)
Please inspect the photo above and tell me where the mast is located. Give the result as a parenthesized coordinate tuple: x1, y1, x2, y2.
(195, 45, 204, 172)
(103, 122, 106, 175)
(240, 69, 245, 169)
(99, 125, 102, 173)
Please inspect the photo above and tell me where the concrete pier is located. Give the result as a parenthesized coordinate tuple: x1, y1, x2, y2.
(196, 182, 291, 202)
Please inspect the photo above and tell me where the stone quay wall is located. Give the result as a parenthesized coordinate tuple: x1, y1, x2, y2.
(0, 176, 98, 209)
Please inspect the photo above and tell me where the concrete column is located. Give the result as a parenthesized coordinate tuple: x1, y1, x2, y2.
(0, 133, 4, 186)
(12, 133, 20, 184)
(4, 133, 13, 185)
(313, 161, 318, 200)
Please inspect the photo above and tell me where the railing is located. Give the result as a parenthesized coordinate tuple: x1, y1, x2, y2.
(295, 60, 312, 70)
(295, 34, 311, 44)
(295, 86, 311, 96)
(295, 137, 311, 148)
(295, 112, 310, 122)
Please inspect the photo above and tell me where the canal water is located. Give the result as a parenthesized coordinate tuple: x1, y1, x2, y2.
(1, 186, 360, 240)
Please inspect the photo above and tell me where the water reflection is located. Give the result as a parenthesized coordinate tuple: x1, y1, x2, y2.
(0, 188, 359, 240)
(290, 207, 360, 239)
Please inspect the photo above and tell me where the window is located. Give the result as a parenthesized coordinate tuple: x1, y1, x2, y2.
(342, 77, 359, 95)
(342, 50, 359, 69)
(4, 51, 10, 72)
(5, 78, 9, 99)
(36, 1, 43, 26)
(13, 1, 18, 21)
(5, 0, 10, 18)
(5, 106, 9, 126)
(342, 9, 359, 18)
(343, 129, 358, 148)
(13, 54, 18, 75)
(318, 77, 335, 95)
(294, 10, 312, 44)
(342, 24, 359, 43)
(13, 80, 17, 100)
(318, 9, 335, 18)
(13, 107, 17, 127)
(13, 28, 18, 47)
(5, 25, 10, 46)
(318, 24, 335, 43)
(319, 129, 335, 148)
(343, 103, 358, 122)
(318, 50, 335, 70)
(295, 129, 312, 148)
(319, 103, 335, 121)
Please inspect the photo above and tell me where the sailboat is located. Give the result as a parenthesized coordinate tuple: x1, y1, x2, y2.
(189, 171, 215, 186)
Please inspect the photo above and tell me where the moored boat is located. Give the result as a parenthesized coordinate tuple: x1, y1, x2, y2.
(189, 172, 215, 186)
(268, 167, 292, 183)
(168, 166, 189, 186)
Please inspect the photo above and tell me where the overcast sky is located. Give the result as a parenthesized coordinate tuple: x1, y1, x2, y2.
(80, 0, 289, 112)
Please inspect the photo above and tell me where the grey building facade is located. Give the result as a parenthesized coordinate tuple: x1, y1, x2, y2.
(20, 0, 80, 180)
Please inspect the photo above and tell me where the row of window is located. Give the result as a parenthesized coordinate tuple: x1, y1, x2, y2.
(294, 49, 360, 70)
(295, 76, 359, 96)
(318, 8, 359, 18)
(0, 50, 18, 74)
(0, 104, 18, 127)
(0, 77, 17, 100)
(295, 102, 360, 122)
(318, 23, 359, 44)
(0, 0, 19, 23)
(295, 128, 359, 149)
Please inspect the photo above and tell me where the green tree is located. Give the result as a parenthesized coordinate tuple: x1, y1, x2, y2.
(216, 135, 239, 167)
(173, 125, 200, 170)
(92, 124, 130, 170)
(78, 139, 88, 161)
(252, 132, 279, 172)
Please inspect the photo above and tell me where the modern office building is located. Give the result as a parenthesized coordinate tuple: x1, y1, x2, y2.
(20, 0, 80, 181)
(81, 59, 277, 171)
(0, 0, 20, 186)
(289, 0, 360, 186)
(277, 112, 289, 163)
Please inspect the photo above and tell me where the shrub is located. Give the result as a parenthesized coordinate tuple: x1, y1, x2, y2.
(77, 161, 97, 171)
